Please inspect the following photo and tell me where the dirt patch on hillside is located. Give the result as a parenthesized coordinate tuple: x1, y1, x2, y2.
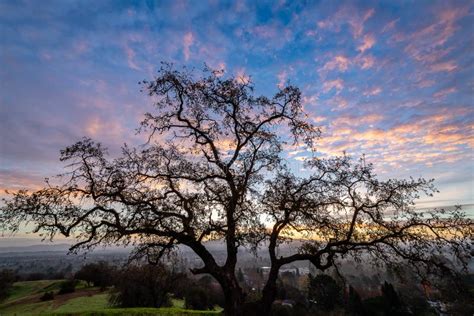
(2, 288, 103, 309)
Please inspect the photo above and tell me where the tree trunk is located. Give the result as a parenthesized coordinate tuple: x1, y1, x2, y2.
(212, 270, 245, 316)
(223, 286, 245, 316)
(260, 265, 280, 316)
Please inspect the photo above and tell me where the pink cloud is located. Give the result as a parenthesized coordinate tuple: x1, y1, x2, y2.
(235, 69, 250, 84)
(363, 87, 382, 96)
(433, 87, 457, 99)
(84, 116, 126, 144)
(349, 8, 375, 39)
(321, 55, 351, 73)
(302, 94, 319, 108)
(397, 6, 467, 68)
(417, 80, 435, 88)
(317, 6, 375, 39)
(183, 32, 194, 61)
(355, 54, 375, 69)
(382, 18, 399, 33)
(357, 34, 375, 53)
(322, 79, 344, 93)
(277, 70, 288, 88)
(332, 114, 383, 127)
(349, 9, 375, 38)
(324, 95, 349, 111)
(253, 24, 279, 39)
(123, 44, 140, 70)
(430, 60, 458, 72)
(320, 54, 376, 75)
(314, 109, 473, 169)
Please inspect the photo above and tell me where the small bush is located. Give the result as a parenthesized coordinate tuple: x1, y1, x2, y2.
(109, 264, 179, 308)
(75, 261, 115, 288)
(0, 269, 16, 301)
(40, 291, 55, 301)
(58, 279, 77, 294)
(184, 286, 213, 310)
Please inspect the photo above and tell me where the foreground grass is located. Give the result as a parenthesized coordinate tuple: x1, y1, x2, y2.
(0, 280, 222, 316)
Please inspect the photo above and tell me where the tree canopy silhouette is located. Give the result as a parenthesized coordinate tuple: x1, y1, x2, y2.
(1, 64, 472, 315)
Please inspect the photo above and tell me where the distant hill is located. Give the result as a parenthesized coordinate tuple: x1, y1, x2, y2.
(0, 243, 72, 254)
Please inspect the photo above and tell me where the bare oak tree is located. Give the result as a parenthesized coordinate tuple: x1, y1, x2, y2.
(1, 64, 472, 315)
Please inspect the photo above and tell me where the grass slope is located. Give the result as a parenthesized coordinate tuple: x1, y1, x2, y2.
(0, 280, 222, 316)
(4, 280, 60, 304)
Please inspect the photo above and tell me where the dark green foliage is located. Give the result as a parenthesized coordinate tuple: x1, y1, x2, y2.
(109, 264, 181, 308)
(0, 269, 16, 301)
(75, 261, 115, 288)
(237, 268, 245, 283)
(275, 281, 306, 305)
(363, 296, 386, 316)
(184, 286, 213, 310)
(307, 274, 343, 311)
(436, 274, 474, 316)
(347, 286, 365, 315)
(58, 279, 77, 294)
(380, 281, 408, 315)
(274, 303, 308, 316)
(271, 304, 292, 316)
(381, 281, 400, 308)
(40, 291, 55, 301)
(182, 275, 226, 310)
(362, 282, 408, 316)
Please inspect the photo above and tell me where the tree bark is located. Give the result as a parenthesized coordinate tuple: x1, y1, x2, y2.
(223, 288, 244, 316)
(260, 265, 280, 316)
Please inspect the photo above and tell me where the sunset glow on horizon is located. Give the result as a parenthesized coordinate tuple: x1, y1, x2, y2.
(1, 0, 473, 213)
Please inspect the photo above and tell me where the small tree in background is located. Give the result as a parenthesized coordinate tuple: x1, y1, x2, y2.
(0, 269, 16, 301)
(109, 263, 182, 308)
(307, 274, 343, 311)
(381, 281, 401, 310)
(184, 286, 213, 310)
(58, 279, 77, 295)
(40, 291, 55, 301)
(75, 261, 115, 289)
(347, 286, 364, 315)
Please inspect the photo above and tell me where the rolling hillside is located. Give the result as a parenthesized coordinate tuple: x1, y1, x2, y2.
(0, 280, 222, 316)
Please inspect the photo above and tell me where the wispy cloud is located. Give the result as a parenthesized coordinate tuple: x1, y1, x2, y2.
(430, 61, 458, 72)
(317, 6, 375, 40)
(322, 79, 344, 93)
(183, 32, 194, 61)
(433, 87, 457, 100)
(363, 87, 382, 96)
(357, 34, 375, 53)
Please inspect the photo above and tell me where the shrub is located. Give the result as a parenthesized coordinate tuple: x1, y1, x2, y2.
(109, 264, 182, 308)
(58, 279, 77, 294)
(75, 261, 115, 288)
(0, 269, 16, 301)
(184, 286, 213, 310)
(307, 274, 343, 311)
(40, 291, 55, 301)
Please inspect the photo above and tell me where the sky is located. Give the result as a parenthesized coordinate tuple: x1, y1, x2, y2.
(1, 0, 473, 231)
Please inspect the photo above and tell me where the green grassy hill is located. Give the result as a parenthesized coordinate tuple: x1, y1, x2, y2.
(0, 280, 222, 316)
